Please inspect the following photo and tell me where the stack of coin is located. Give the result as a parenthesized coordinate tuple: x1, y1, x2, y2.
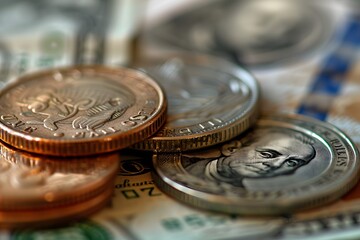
(0, 65, 168, 228)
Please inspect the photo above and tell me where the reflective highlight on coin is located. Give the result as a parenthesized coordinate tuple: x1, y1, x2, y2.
(0, 65, 167, 156)
(133, 54, 259, 151)
(153, 114, 360, 215)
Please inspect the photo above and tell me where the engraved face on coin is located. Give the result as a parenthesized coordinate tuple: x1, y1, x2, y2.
(216, 129, 315, 179)
(153, 115, 360, 215)
(150, 0, 330, 65)
(0, 65, 167, 156)
(133, 54, 259, 151)
(0, 142, 119, 210)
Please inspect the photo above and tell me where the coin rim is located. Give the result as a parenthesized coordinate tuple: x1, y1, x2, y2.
(153, 114, 360, 215)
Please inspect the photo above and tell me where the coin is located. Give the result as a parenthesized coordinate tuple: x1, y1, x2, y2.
(0, 65, 167, 156)
(153, 114, 360, 215)
(0, 141, 119, 210)
(132, 54, 259, 152)
(148, 0, 331, 66)
(0, 185, 113, 229)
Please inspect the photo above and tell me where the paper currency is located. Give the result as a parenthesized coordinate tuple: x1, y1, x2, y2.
(0, 0, 143, 88)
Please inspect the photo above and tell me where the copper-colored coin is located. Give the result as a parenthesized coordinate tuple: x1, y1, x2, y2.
(0, 141, 119, 210)
(0, 65, 167, 156)
(0, 186, 113, 229)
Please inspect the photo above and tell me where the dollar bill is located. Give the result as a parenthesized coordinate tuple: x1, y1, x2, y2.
(0, 0, 143, 88)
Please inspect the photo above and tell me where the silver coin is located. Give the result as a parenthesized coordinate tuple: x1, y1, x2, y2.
(153, 114, 360, 215)
(132, 53, 259, 151)
(149, 0, 331, 66)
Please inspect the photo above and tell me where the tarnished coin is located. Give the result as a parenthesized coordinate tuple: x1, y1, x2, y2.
(132, 54, 259, 152)
(0, 65, 167, 156)
(149, 0, 330, 66)
(153, 114, 360, 215)
(0, 141, 119, 210)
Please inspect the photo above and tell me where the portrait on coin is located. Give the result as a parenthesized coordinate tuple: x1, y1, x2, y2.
(178, 128, 316, 191)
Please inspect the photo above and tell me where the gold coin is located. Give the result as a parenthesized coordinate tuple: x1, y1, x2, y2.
(0, 65, 167, 156)
(0, 141, 119, 210)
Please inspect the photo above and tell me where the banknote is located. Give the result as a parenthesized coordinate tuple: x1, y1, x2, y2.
(0, 0, 143, 88)
(6, 150, 360, 240)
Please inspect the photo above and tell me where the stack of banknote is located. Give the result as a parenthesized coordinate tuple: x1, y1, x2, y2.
(2, 0, 360, 240)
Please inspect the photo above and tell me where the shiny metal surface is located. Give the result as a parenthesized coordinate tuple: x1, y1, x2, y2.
(0, 65, 167, 156)
(133, 54, 259, 151)
(153, 114, 360, 215)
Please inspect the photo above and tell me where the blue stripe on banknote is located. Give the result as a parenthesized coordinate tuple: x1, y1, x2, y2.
(297, 17, 360, 120)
